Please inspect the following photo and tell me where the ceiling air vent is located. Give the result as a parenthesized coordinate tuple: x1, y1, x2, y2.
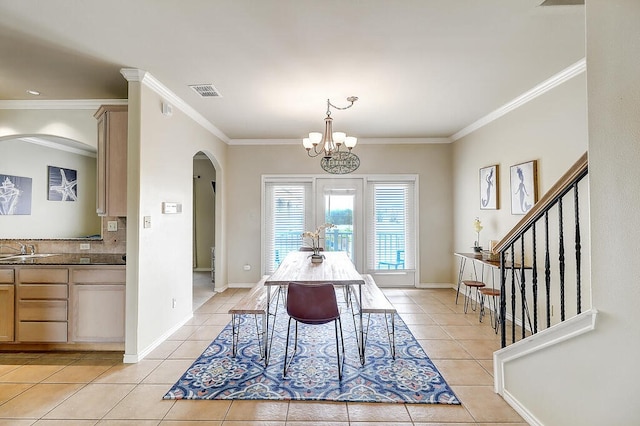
(189, 84, 222, 98)
(540, 0, 584, 5)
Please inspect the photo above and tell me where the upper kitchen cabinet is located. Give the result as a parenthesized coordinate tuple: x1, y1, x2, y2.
(94, 105, 128, 217)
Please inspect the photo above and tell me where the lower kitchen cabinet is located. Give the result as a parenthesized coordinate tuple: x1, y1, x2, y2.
(0, 265, 125, 347)
(0, 284, 14, 342)
(16, 268, 69, 343)
(70, 267, 125, 343)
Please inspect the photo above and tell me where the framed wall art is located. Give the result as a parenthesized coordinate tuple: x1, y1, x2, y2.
(0, 173, 32, 215)
(48, 166, 78, 201)
(510, 160, 538, 215)
(479, 164, 499, 210)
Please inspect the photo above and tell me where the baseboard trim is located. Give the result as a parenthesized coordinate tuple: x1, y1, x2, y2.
(123, 312, 193, 363)
(416, 282, 455, 289)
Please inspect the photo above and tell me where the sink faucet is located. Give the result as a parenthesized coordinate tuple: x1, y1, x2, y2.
(18, 243, 26, 255)
(27, 244, 35, 255)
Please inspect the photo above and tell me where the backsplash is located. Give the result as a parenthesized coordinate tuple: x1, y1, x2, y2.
(0, 216, 126, 254)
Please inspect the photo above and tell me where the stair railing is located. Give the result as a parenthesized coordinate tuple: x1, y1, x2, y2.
(494, 152, 589, 348)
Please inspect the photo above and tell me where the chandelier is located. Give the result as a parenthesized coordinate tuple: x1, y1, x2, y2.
(303, 96, 358, 160)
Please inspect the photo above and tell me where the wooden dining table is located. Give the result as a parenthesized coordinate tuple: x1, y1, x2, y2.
(263, 251, 366, 366)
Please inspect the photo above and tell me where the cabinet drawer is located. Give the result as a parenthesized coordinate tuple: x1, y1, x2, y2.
(19, 268, 68, 284)
(19, 300, 67, 321)
(19, 284, 68, 299)
(0, 269, 14, 284)
(72, 268, 125, 284)
(18, 321, 67, 342)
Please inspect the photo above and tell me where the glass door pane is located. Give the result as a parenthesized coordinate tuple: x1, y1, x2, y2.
(316, 178, 363, 271)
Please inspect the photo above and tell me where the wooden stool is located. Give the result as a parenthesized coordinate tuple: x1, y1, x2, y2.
(462, 280, 485, 313)
(479, 287, 501, 333)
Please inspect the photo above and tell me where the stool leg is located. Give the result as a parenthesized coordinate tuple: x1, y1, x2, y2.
(479, 291, 485, 323)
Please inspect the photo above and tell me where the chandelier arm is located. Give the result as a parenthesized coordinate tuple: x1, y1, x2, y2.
(327, 96, 358, 112)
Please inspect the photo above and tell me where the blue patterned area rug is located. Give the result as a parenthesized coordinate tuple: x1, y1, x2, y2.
(164, 296, 459, 404)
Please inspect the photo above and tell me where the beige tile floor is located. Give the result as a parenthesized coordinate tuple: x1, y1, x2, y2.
(0, 287, 527, 425)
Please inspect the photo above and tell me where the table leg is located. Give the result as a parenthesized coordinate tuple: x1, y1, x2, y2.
(456, 257, 467, 304)
(263, 286, 271, 366)
(358, 283, 365, 365)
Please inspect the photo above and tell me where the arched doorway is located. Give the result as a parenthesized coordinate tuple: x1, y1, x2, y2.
(192, 151, 216, 309)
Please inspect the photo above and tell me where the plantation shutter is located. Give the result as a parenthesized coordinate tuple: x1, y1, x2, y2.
(366, 180, 416, 271)
(264, 181, 312, 274)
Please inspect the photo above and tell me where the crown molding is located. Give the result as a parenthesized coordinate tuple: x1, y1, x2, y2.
(451, 57, 586, 141)
(120, 68, 230, 144)
(16, 136, 96, 157)
(228, 137, 452, 146)
(0, 99, 127, 110)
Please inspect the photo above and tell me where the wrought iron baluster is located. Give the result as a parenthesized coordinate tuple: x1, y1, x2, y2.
(510, 243, 516, 344)
(520, 236, 526, 340)
(545, 211, 551, 328)
(532, 222, 538, 334)
(558, 198, 566, 321)
(574, 182, 582, 314)
(500, 251, 506, 348)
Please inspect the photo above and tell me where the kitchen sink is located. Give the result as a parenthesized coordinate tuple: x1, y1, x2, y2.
(0, 253, 60, 261)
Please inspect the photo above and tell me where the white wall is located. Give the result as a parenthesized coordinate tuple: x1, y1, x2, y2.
(124, 78, 227, 361)
(0, 109, 97, 147)
(226, 142, 453, 286)
(500, 1, 640, 424)
(452, 74, 588, 257)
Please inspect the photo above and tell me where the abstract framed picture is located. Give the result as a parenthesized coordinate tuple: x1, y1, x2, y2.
(510, 160, 538, 215)
(0, 174, 32, 215)
(479, 164, 499, 210)
(48, 166, 78, 201)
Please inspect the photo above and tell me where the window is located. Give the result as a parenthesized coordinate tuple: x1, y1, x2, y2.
(263, 180, 312, 273)
(366, 180, 416, 271)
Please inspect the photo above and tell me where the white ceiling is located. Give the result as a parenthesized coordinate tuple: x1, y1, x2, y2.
(0, 0, 585, 143)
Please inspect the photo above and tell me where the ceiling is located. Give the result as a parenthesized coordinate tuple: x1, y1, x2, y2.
(0, 0, 585, 143)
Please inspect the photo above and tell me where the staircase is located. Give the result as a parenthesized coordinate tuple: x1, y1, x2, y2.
(492, 152, 598, 424)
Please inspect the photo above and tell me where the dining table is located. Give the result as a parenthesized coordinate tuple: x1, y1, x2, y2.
(263, 251, 366, 366)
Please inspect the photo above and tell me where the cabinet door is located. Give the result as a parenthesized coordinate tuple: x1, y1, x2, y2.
(0, 285, 15, 342)
(71, 284, 125, 342)
(94, 105, 128, 217)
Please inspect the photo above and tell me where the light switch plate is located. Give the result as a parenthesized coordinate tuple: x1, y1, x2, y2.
(107, 221, 118, 231)
(143, 216, 151, 228)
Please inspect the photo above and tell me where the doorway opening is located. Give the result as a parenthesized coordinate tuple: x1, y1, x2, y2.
(192, 151, 216, 310)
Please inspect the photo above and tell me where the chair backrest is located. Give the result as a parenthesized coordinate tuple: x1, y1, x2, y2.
(287, 282, 339, 325)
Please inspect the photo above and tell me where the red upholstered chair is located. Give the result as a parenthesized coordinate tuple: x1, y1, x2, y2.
(283, 282, 345, 380)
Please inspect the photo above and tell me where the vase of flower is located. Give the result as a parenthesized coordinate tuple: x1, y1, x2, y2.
(302, 223, 335, 263)
(473, 217, 483, 252)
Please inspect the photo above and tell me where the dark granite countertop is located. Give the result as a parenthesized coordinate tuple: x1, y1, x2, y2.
(0, 253, 126, 265)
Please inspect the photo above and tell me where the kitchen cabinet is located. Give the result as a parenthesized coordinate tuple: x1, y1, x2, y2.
(0, 269, 15, 342)
(70, 267, 125, 343)
(16, 268, 69, 343)
(94, 104, 128, 217)
(0, 265, 125, 348)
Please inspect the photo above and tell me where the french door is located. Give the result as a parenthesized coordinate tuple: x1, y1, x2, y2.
(263, 175, 418, 286)
(316, 178, 364, 272)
